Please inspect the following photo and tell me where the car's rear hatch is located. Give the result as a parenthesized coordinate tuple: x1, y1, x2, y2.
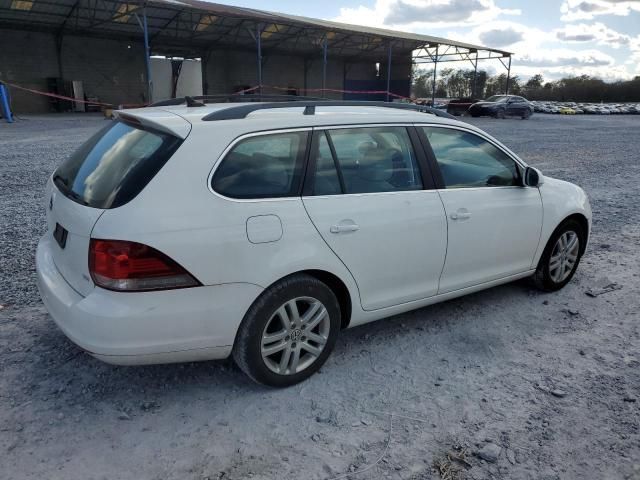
(45, 109, 190, 296)
(45, 178, 103, 296)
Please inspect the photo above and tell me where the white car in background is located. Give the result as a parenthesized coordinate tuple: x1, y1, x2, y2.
(36, 99, 591, 386)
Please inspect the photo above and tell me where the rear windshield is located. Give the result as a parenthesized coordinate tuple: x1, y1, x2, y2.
(53, 119, 182, 209)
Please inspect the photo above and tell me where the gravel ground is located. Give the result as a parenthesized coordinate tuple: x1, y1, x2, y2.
(1, 113, 639, 480)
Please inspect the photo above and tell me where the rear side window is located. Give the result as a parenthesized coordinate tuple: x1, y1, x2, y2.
(423, 127, 520, 188)
(53, 120, 182, 209)
(317, 126, 423, 194)
(212, 131, 308, 199)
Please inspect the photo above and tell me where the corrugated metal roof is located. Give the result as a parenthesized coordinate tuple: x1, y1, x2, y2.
(0, 0, 511, 58)
(149, 0, 509, 53)
(231, 10, 505, 53)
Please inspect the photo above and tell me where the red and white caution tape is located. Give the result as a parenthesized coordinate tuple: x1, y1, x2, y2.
(1, 80, 413, 110)
(1, 81, 147, 108)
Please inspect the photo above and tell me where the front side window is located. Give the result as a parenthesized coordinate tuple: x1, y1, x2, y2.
(316, 126, 423, 194)
(212, 131, 308, 199)
(423, 127, 520, 188)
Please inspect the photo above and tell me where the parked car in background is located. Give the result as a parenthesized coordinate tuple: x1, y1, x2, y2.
(36, 99, 591, 386)
(468, 95, 533, 119)
(446, 98, 479, 116)
(530, 100, 640, 115)
(414, 98, 447, 110)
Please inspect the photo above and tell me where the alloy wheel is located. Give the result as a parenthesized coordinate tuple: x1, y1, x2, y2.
(260, 297, 331, 375)
(549, 231, 580, 283)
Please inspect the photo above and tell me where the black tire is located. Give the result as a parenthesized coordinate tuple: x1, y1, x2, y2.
(495, 109, 505, 119)
(232, 274, 341, 387)
(522, 110, 531, 120)
(531, 219, 584, 292)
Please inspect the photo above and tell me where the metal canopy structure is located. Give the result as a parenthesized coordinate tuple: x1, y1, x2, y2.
(413, 44, 513, 101)
(0, 0, 512, 102)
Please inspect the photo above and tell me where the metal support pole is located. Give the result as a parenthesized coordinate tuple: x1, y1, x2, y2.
(505, 55, 511, 95)
(142, 9, 152, 103)
(201, 51, 209, 95)
(55, 34, 64, 80)
(303, 58, 310, 96)
(322, 38, 328, 98)
(472, 51, 478, 98)
(431, 45, 438, 106)
(0, 83, 14, 123)
(256, 23, 263, 95)
(386, 42, 392, 102)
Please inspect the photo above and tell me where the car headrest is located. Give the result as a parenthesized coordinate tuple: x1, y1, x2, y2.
(357, 147, 393, 182)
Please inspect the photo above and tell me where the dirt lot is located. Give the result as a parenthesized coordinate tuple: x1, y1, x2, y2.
(1, 114, 639, 480)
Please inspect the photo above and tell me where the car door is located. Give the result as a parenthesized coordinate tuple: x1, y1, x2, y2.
(302, 125, 448, 311)
(505, 97, 519, 116)
(510, 97, 528, 116)
(419, 125, 543, 294)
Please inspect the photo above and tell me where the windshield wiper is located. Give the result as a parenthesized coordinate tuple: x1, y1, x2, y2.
(53, 174, 68, 189)
(53, 175, 89, 206)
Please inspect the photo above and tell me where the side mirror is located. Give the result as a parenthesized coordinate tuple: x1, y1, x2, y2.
(524, 166, 544, 187)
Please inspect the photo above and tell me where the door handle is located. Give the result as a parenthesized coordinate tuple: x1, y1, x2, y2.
(450, 209, 471, 221)
(330, 222, 360, 234)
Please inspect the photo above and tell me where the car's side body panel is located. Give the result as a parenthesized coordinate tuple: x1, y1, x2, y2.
(44, 177, 104, 297)
(303, 189, 448, 310)
(36, 234, 261, 362)
(413, 122, 545, 292)
(92, 123, 364, 340)
(532, 176, 592, 266)
(348, 269, 536, 327)
(36, 105, 592, 366)
(436, 186, 543, 293)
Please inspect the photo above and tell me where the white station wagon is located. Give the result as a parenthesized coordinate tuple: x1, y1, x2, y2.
(36, 99, 591, 386)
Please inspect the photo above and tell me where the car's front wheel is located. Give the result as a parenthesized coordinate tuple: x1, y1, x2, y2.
(233, 274, 341, 387)
(532, 220, 584, 291)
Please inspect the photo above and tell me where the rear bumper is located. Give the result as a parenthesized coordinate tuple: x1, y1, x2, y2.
(36, 235, 263, 365)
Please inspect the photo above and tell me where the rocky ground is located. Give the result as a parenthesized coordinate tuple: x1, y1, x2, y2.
(1, 113, 639, 480)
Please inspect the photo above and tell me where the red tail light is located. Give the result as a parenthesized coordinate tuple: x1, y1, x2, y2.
(89, 239, 201, 292)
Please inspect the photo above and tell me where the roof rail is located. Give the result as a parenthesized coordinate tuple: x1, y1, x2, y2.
(149, 94, 325, 107)
(201, 101, 457, 121)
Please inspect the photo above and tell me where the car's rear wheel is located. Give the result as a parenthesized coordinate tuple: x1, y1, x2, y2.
(532, 220, 584, 291)
(233, 274, 341, 387)
(495, 109, 505, 119)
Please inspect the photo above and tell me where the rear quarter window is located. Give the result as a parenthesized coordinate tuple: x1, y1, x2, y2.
(53, 120, 182, 209)
(211, 131, 308, 199)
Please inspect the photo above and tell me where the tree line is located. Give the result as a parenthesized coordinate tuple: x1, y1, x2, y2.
(412, 67, 640, 102)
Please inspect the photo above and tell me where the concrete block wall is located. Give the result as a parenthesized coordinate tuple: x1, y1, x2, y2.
(0, 29, 147, 114)
(60, 35, 147, 107)
(1, 26, 412, 113)
(0, 29, 59, 113)
(202, 48, 412, 100)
